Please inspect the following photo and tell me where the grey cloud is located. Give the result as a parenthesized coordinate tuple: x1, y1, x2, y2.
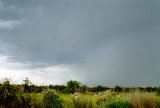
(0, 0, 160, 86)
(0, 20, 21, 30)
(80, 36, 160, 87)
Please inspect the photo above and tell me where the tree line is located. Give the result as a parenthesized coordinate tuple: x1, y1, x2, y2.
(0, 77, 160, 107)
(0, 77, 158, 94)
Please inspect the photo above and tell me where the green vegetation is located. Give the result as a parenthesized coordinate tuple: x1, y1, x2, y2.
(0, 78, 160, 108)
(105, 99, 131, 108)
(44, 90, 63, 108)
(0, 79, 19, 107)
(72, 93, 96, 108)
(65, 80, 80, 93)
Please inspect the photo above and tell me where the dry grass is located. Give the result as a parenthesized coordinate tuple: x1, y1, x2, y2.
(128, 92, 160, 108)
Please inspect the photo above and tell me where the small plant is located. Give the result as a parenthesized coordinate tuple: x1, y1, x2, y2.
(105, 99, 131, 108)
(44, 90, 63, 108)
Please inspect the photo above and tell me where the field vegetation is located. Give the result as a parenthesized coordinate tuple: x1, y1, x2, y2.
(0, 78, 160, 108)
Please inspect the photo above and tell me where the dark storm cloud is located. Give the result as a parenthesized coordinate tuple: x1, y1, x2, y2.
(0, 0, 160, 86)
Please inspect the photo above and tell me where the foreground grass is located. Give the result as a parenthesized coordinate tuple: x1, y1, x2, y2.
(59, 91, 160, 108)
(128, 92, 160, 108)
(1, 79, 160, 107)
(2, 91, 160, 108)
(61, 94, 74, 108)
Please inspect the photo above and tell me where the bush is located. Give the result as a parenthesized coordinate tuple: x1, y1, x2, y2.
(0, 79, 20, 107)
(18, 94, 32, 108)
(44, 90, 63, 108)
(156, 87, 160, 95)
(105, 99, 131, 108)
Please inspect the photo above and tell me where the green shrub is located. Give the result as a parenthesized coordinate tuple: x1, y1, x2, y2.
(105, 99, 131, 108)
(156, 87, 160, 95)
(0, 79, 20, 107)
(44, 90, 63, 108)
(18, 94, 32, 108)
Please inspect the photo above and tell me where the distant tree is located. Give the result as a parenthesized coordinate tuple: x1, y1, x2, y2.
(137, 87, 144, 91)
(55, 85, 66, 91)
(145, 87, 155, 92)
(23, 77, 32, 93)
(65, 80, 80, 93)
(91, 85, 107, 92)
(80, 85, 89, 93)
(114, 85, 123, 92)
(49, 85, 66, 92)
(90, 85, 109, 92)
(23, 77, 32, 86)
(124, 87, 130, 93)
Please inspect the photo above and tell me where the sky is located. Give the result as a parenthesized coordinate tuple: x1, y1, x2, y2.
(0, 0, 160, 87)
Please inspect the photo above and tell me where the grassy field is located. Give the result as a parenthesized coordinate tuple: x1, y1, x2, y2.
(27, 91, 160, 108)
(0, 79, 160, 108)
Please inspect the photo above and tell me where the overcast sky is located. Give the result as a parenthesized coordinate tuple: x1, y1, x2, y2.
(0, 0, 160, 87)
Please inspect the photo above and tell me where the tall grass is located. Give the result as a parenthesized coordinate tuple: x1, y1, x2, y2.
(16, 93, 44, 108)
(71, 93, 96, 108)
(128, 92, 160, 108)
(60, 94, 74, 108)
